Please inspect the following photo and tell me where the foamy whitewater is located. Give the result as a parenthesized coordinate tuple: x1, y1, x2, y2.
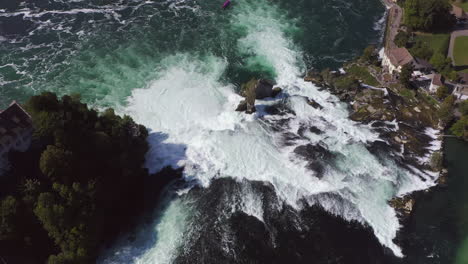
(98, 1, 438, 262)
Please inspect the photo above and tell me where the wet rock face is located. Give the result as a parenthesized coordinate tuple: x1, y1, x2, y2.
(236, 79, 283, 113)
(255, 79, 276, 99)
(173, 178, 395, 264)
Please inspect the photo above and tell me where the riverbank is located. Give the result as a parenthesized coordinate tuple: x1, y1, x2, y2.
(393, 137, 468, 263)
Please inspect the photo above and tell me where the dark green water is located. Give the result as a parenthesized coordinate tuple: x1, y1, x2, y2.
(5, 1, 467, 263)
(397, 138, 468, 264)
(0, 0, 384, 108)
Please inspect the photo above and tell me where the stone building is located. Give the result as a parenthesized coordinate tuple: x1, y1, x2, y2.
(382, 47, 414, 73)
(0, 101, 33, 161)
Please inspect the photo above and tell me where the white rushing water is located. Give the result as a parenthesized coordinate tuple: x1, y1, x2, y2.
(102, 0, 438, 262)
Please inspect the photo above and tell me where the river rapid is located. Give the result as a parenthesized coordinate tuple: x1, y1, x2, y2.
(0, 0, 447, 263)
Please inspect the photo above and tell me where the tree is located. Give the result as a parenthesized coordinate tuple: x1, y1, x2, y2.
(430, 52, 451, 73)
(1, 92, 171, 263)
(410, 40, 433, 60)
(404, 0, 455, 31)
(39, 145, 74, 181)
(436, 85, 449, 100)
(0, 196, 18, 240)
(451, 115, 468, 140)
(459, 100, 468, 115)
(438, 95, 456, 124)
(400, 63, 414, 89)
(395, 31, 409, 47)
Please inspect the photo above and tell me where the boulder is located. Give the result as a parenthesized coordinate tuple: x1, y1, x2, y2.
(255, 79, 276, 99)
(235, 100, 256, 114)
(307, 98, 323, 109)
(235, 100, 247, 112)
(272, 87, 282, 97)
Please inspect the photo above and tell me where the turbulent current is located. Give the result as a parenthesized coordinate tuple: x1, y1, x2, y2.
(0, 0, 440, 263)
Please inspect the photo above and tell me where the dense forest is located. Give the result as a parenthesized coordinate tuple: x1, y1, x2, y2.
(0, 92, 179, 264)
(404, 0, 456, 31)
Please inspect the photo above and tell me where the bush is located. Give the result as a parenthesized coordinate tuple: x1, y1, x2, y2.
(395, 31, 410, 47)
(361, 45, 379, 65)
(430, 151, 443, 170)
(0, 196, 18, 240)
(410, 40, 433, 61)
(459, 100, 468, 116)
(436, 85, 449, 100)
(400, 63, 414, 89)
(451, 115, 468, 140)
(438, 95, 456, 124)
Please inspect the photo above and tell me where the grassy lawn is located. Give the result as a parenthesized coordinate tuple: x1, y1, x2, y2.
(414, 33, 451, 54)
(346, 65, 380, 86)
(454, 2, 468, 12)
(454, 36, 468, 66)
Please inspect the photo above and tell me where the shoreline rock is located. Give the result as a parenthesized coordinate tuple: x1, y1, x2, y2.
(236, 78, 282, 114)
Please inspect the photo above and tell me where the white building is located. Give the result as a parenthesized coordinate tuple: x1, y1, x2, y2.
(453, 73, 468, 100)
(0, 101, 33, 161)
(382, 47, 414, 73)
(429, 74, 444, 93)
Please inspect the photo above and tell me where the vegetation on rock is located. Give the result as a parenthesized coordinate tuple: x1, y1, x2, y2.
(0, 92, 178, 263)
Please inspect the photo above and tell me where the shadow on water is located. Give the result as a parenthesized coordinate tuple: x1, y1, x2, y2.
(390, 138, 468, 264)
(99, 131, 189, 263)
(144, 131, 188, 174)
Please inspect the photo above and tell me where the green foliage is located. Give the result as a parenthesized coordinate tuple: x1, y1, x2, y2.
(438, 95, 456, 124)
(0, 196, 18, 240)
(334, 76, 361, 91)
(459, 100, 468, 116)
(34, 182, 97, 263)
(0, 92, 160, 263)
(399, 63, 414, 89)
(400, 88, 416, 99)
(404, 0, 456, 31)
(360, 45, 379, 65)
(409, 39, 433, 60)
(430, 52, 452, 73)
(430, 151, 443, 170)
(451, 115, 468, 140)
(346, 65, 380, 86)
(453, 36, 468, 66)
(411, 33, 450, 55)
(436, 85, 449, 100)
(40, 145, 74, 181)
(395, 31, 410, 47)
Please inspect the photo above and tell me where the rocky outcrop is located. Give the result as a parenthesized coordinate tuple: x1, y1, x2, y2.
(236, 78, 282, 113)
(389, 195, 415, 218)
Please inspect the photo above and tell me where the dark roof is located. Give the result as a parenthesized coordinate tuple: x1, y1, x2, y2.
(432, 74, 444, 86)
(413, 57, 433, 70)
(459, 73, 468, 85)
(0, 101, 32, 139)
(386, 48, 414, 67)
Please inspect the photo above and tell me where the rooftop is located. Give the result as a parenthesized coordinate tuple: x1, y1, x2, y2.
(451, 4, 468, 19)
(432, 74, 444, 86)
(386, 47, 414, 68)
(459, 73, 468, 85)
(0, 101, 32, 139)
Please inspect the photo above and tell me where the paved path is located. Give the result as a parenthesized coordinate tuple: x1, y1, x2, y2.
(448, 29, 468, 66)
(384, 1, 403, 50)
